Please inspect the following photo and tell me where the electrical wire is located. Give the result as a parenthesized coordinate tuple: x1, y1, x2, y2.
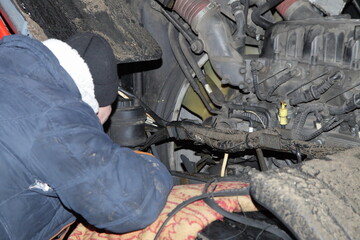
(204, 223, 248, 240)
(258, 67, 289, 84)
(325, 81, 360, 103)
(255, 225, 272, 240)
(201, 179, 292, 240)
(353, 0, 360, 14)
(286, 71, 329, 96)
(118, 87, 168, 127)
(245, 110, 266, 128)
(153, 185, 250, 240)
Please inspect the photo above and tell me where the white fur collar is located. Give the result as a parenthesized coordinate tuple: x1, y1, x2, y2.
(42, 39, 99, 113)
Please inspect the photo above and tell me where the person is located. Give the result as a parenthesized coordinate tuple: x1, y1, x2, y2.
(0, 33, 173, 239)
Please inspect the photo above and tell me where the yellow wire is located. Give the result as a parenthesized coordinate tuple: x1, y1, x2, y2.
(220, 153, 229, 177)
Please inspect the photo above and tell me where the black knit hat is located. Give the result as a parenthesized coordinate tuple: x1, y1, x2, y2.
(66, 32, 118, 107)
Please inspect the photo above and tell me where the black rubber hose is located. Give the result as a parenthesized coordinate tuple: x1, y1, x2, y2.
(230, 0, 246, 49)
(250, 60, 266, 101)
(178, 34, 226, 106)
(266, 70, 296, 101)
(301, 118, 343, 141)
(329, 93, 360, 115)
(168, 25, 221, 114)
(251, 0, 284, 29)
(293, 105, 323, 140)
(290, 71, 343, 106)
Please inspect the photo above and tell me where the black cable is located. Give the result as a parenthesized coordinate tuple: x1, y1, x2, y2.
(228, 104, 271, 128)
(168, 25, 221, 115)
(301, 118, 344, 141)
(202, 179, 292, 240)
(329, 93, 360, 115)
(251, 60, 266, 101)
(255, 225, 271, 240)
(178, 34, 225, 107)
(160, 8, 195, 43)
(290, 71, 343, 106)
(292, 105, 323, 140)
(266, 70, 295, 101)
(153, 185, 249, 240)
(353, 0, 360, 14)
(231, 112, 268, 128)
(142, 128, 169, 150)
(249, 191, 300, 240)
(251, 0, 284, 29)
(118, 87, 168, 127)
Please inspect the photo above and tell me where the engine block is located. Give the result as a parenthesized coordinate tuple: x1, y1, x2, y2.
(242, 17, 360, 145)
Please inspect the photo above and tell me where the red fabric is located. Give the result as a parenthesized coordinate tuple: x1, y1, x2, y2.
(68, 181, 258, 240)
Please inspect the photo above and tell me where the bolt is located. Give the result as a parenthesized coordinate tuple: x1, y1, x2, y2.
(239, 67, 247, 74)
(256, 62, 264, 71)
(191, 40, 204, 54)
(292, 68, 301, 77)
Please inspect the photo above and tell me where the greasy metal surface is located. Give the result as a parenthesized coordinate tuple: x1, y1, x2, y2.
(14, 0, 162, 63)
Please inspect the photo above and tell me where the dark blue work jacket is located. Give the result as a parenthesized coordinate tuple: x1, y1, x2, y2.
(0, 35, 172, 239)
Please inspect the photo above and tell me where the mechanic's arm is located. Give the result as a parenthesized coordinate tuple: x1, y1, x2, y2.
(30, 103, 173, 233)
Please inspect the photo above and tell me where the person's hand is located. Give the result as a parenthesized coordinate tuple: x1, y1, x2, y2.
(97, 105, 112, 124)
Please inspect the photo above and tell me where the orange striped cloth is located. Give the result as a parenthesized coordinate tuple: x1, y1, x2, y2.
(68, 181, 258, 240)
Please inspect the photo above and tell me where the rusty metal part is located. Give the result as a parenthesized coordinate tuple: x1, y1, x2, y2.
(14, 0, 162, 63)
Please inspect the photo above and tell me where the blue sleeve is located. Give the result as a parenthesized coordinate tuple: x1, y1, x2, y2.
(30, 102, 173, 233)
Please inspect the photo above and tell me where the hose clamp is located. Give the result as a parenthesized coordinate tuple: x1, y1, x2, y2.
(192, 2, 218, 32)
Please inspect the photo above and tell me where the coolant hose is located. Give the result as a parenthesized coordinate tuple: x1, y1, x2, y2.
(173, 0, 246, 88)
(276, 0, 320, 20)
(251, 0, 284, 30)
(251, 0, 320, 29)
